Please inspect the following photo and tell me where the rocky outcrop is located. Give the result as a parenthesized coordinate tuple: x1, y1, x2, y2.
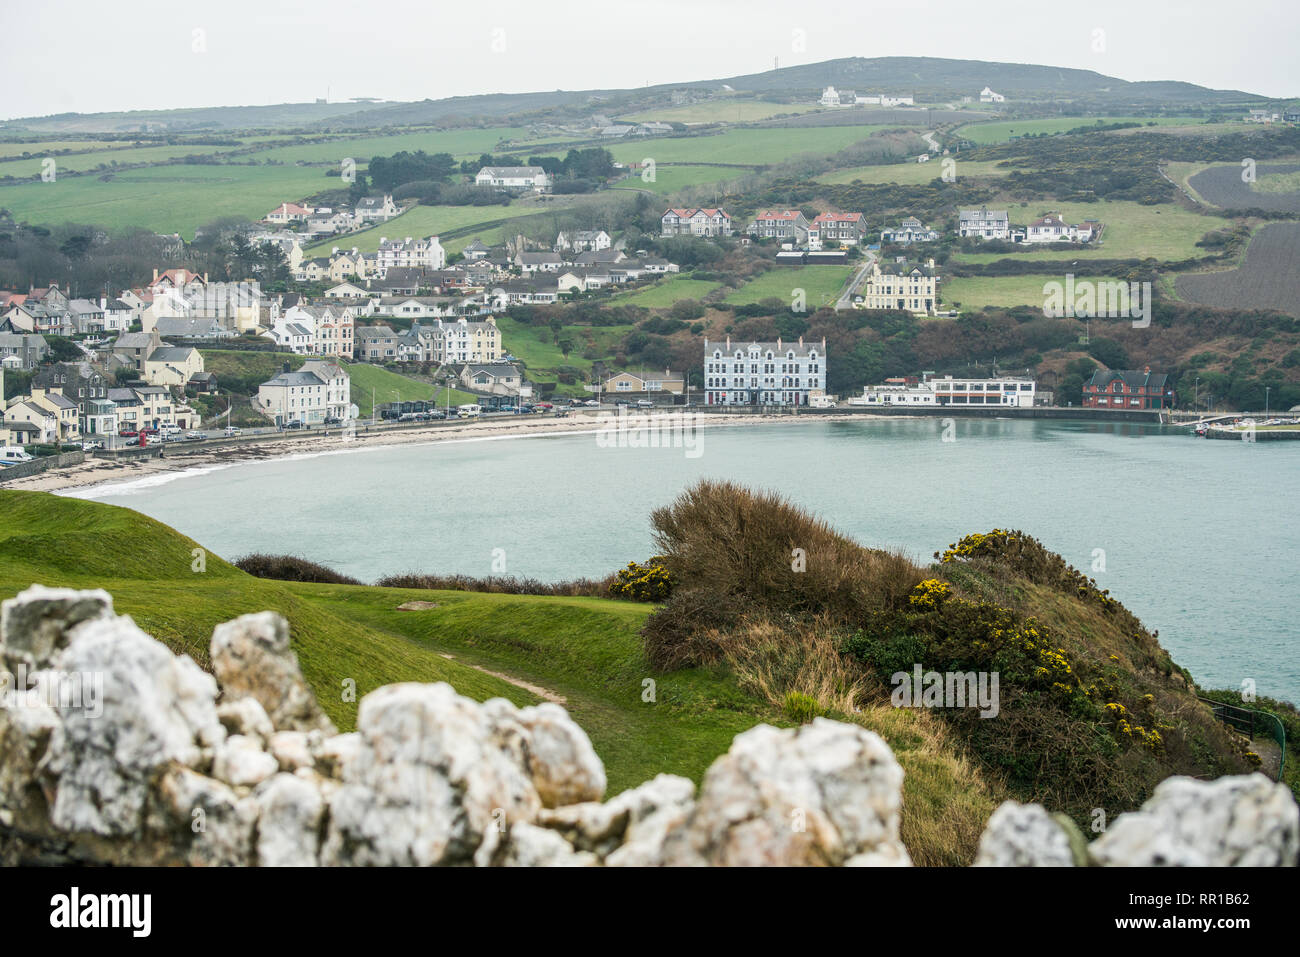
(0, 585, 1295, 867)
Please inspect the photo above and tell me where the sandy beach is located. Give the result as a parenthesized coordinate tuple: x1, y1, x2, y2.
(5, 410, 859, 496)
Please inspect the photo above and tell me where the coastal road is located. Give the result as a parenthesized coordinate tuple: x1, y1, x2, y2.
(836, 252, 876, 311)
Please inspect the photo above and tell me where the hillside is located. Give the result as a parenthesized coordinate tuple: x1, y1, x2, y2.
(2, 56, 1272, 134)
(1, 486, 1286, 863)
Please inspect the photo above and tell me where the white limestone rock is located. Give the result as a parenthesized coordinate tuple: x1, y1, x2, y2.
(217, 696, 274, 744)
(268, 730, 314, 772)
(498, 821, 598, 867)
(661, 718, 911, 867)
(212, 734, 279, 788)
(1091, 773, 1300, 867)
(210, 612, 335, 735)
(540, 773, 695, 861)
(320, 683, 541, 866)
(974, 801, 1077, 866)
(254, 772, 325, 866)
(155, 766, 258, 867)
(485, 699, 606, 809)
(0, 585, 113, 674)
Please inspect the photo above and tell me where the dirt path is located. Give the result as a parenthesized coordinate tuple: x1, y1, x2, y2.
(439, 652, 567, 705)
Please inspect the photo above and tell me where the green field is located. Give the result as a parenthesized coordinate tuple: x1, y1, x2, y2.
(942, 273, 1124, 310)
(607, 126, 897, 166)
(307, 204, 518, 253)
(494, 315, 632, 385)
(0, 139, 150, 159)
(614, 164, 750, 196)
(950, 200, 1216, 263)
(0, 164, 331, 236)
(248, 127, 551, 165)
(819, 157, 1017, 186)
(1253, 169, 1300, 193)
(0, 143, 247, 177)
(614, 275, 723, 307)
(724, 265, 851, 308)
(955, 116, 1207, 145)
(621, 100, 820, 124)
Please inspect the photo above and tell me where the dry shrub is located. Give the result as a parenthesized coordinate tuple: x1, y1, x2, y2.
(644, 480, 924, 669)
(235, 553, 363, 586)
(375, 572, 615, 597)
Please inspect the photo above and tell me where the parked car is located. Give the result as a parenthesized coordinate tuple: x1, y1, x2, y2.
(636, 399, 655, 409)
(81, 440, 104, 451)
(223, 427, 242, 437)
(429, 410, 447, 420)
(286, 420, 304, 430)
(583, 399, 600, 407)
(323, 416, 342, 426)
(140, 426, 159, 435)
(118, 429, 139, 438)
(145, 434, 162, 446)
(186, 431, 205, 440)
(536, 402, 554, 411)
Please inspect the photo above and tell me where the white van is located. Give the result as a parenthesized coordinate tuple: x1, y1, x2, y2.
(457, 404, 482, 418)
(159, 423, 182, 436)
(0, 448, 35, 466)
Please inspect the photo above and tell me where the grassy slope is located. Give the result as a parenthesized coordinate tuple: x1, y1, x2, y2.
(0, 490, 1008, 860)
(614, 275, 722, 307)
(724, 265, 851, 307)
(954, 116, 1208, 145)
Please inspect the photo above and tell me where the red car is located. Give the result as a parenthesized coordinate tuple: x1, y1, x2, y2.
(118, 429, 139, 437)
(139, 426, 160, 435)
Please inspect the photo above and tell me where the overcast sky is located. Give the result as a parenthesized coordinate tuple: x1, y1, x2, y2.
(2, 0, 1296, 119)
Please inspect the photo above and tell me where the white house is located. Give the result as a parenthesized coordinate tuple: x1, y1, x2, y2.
(820, 86, 842, 107)
(555, 230, 611, 252)
(1024, 213, 1095, 244)
(257, 360, 350, 426)
(355, 195, 400, 223)
(377, 235, 446, 270)
(958, 208, 1012, 240)
(979, 87, 1005, 104)
(881, 217, 939, 245)
(661, 207, 732, 237)
(703, 336, 826, 408)
(475, 166, 552, 193)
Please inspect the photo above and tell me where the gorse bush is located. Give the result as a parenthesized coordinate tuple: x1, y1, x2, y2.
(235, 554, 362, 586)
(375, 572, 614, 597)
(608, 556, 674, 602)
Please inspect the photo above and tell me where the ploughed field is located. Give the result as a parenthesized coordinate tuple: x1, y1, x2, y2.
(1188, 163, 1300, 213)
(1175, 222, 1300, 317)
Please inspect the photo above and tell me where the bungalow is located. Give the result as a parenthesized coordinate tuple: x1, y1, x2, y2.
(324, 281, 370, 299)
(265, 202, 312, 224)
(880, 216, 939, 245)
(603, 369, 685, 395)
(1025, 213, 1096, 244)
(748, 210, 811, 245)
(492, 278, 559, 306)
(515, 251, 565, 273)
(153, 316, 234, 340)
(475, 166, 552, 193)
(979, 87, 1005, 103)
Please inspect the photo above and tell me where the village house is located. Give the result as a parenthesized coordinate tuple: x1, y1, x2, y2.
(31, 362, 117, 437)
(354, 324, 401, 362)
(858, 258, 941, 316)
(143, 345, 205, 388)
(475, 166, 552, 193)
(880, 216, 940, 245)
(431, 316, 501, 365)
(958, 208, 1013, 240)
(377, 235, 446, 270)
(555, 230, 611, 252)
(661, 207, 732, 237)
(1082, 367, 1175, 410)
(492, 278, 560, 306)
(4, 400, 62, 444)
(265, 202, 312, 224)
(603, 369, 685, 395)
(0, 332, 49, 369)
(454, 362, 524, 396)
(354, 195, 400, 223)
(747, 210, 811, 244)
(515, 251, 565, 273)
(979, 87, 1006, 103)
(1025, 213, 1096, 244)
(703, 336, 826, 407)
(809, 212, 867, 247)
(257, 360, 351, 426)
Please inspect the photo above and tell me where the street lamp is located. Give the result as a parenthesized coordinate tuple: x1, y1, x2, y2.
(1265, 386, 1270, 419)
(1194, 377, 1199, 414)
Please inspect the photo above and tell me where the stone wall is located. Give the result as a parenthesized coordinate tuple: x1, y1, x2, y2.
(0, 585, 1295, 867)
(0, 451, 85, 483)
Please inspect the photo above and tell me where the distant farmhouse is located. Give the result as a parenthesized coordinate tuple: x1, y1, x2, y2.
(979, 87, 1005, 103)
(475, 166, 552, 193)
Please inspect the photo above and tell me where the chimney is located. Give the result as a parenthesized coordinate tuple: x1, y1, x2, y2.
(152, 268, 159, 283)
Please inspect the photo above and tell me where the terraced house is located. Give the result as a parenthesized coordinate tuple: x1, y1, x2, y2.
(858, 258, 941, 316)
(703, 336, 826, 407)
(432, 317, 501, 364)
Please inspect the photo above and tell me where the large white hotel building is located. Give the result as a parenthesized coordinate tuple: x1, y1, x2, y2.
(703, 337, 826, 407)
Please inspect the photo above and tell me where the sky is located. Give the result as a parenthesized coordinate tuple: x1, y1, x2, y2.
(2, 0, 1296, 120)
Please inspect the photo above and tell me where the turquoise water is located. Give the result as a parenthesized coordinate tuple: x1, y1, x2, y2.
(76, 418, 1300, 703)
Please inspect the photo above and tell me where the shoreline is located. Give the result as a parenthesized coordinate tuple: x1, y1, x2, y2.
(10, 410, 865, 496)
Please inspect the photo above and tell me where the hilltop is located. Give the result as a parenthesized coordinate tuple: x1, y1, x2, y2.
(1, 56, 1274, 134)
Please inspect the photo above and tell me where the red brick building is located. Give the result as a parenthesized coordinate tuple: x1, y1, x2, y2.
(1082, 366, 1175, 410)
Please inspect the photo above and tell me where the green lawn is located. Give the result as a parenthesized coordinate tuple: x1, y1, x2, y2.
(951, 200, 1217, 263)
(494, 315, 632, 384)
(942, 274, 1124, 311)
(725, 265, 852, 308)
(614, 164, 749, 196)
(955, 116, 1208, 145)
(614, 275, 722, 307)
